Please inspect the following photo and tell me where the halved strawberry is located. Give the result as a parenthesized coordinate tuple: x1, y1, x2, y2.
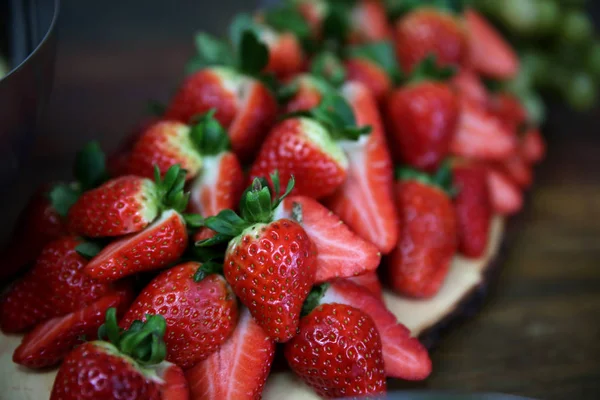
(274, 195, 381, 282)
(326, 82, 398, 254)
(451, 68, 489, 107)
(186, 307, 276, 400)
(161, 363, 190, 400)
(521, 128, 546, 164)
(499, 153, 533, 188)
(281, 74, 328, 114)
(465, 9, 519, 79)
(346, 271, 383, 299)
(84, 209, 188, 282)
(345, 57, 392, 103)
(489, 93, 528, 134)
(316, 280, 432, 380)
(450, 98, 518, 161)
(487, 167, 523, 215)
(261, 27, 305, 79)
(13, 290, 132, 369)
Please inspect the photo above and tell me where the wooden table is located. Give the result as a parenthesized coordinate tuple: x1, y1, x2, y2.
(3, 1, 600, 399)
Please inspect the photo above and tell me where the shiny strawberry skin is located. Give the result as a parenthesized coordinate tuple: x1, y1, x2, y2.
(127, 120, 203, 180)
(186, 307, 275, 400)
(349, 0, 392, 44)
(321, 279, 432, 380)
(121, 262, 238, 369)
(13, 290, 132, 369)
(50, 342, 162, 400)
(346, 271, 383, 299)
(67, 176, 159, 237)
(284, 303, 387, 399)
(451, 68, 489, 108)
(490, 93, 527, 134)
(389, 180, 458, 298)
(345, 57, 392, 103)
(0, 236, 116, 333)
(0, 186, 66, 282)
(453, 163, 492, 258)
(250, 118, 348, 199)
(224, 219, 317, 342)
(327, 82, 398, 254)
(394, 8, 467, 73)
(263, 29, 305, 80)
(386, 81, 459, 171)
(188, 152, 244, 217)
(84, 210, 188, 282)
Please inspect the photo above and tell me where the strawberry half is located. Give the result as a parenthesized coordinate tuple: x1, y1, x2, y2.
(347, 271, 383, 299)
(284, 303, 387, 399)
(261, 27, 305, 80)
(465, 9, 519, 79)
(487, 167, 523, 216)
(50, 310, 188, 400)
(186, 307, 276, 400)
(520, 128, 546, 164)
(326, 81, 399, 254)
(453, 162, 492, 258)
(0, 236, 123, 333)
(451, 68, 489, 108)
(120, 262, 238, 369)
(274, 195, 381, 282)
(199, 174, 317, 342)
(389, 166, 458, 298)
(13, 290, 132, 369)
(316, 280, 432, 380)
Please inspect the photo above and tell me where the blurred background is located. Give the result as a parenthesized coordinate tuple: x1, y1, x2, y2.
(1, 0, 599, 399)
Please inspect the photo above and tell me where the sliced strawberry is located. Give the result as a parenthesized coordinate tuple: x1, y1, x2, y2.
(186, 307, 275, 400)
(465, 9, 519, 79)
(450, 98, 518, 161)
(345, 57, 393, 103)
(490, 93, 527, 134)
(13, 290, 132, 369)
(487, 167, 523, 215)
(160, 363, 190, 400)
(521, 128, 546, 164)
(451, 68, 489, 107)
(326, 82, 398, 254)
(499, 153, 533, 188)
(188, 152, 244, 217)
(84, 210, 188, 282)
(274, 196, 381, 283)
(346, 271, 383, 299)
(319, 280, 432, 380)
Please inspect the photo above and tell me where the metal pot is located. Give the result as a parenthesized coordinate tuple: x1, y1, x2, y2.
(0, 0, 60, 189)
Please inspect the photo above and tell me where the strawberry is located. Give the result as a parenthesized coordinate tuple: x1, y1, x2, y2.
(173, 25, 279, 163)
(295, 0, 328, 39)
(250, 99, 364, 199)
(385, 58, 459, 171)
(520, 128, 546, 164)
(316, 280, 432, 380)
(489, 93, 528, 134)
(200, 175, 317, 342)
(186, 307, 276, 400)
(348, 0, 392, 44)
(499, 153, 533, 188)
(0, 236, 123, 333)
(281, 74, 327, 114)
(67, 164, 189, 238)
(83, 209, 189, 282)
(50, 310, 188, 400)
(120, 262, 238, 369)
(325, 81, 399, 253)
(394, 8, 467, 74)
(262, 28, 305, 80)
(13, 291, 132, 369)
(465, 9, 519, 79)
(284, 303, 387, 398)
(274, 195, 381, 282)
(389, 167, 458, 298)
(0, 143, 107, 281)
(487, 167, 523, 215)
(451, 68, 489, 107)
(347, 271, 383, 299)
(453, 162, 492, 258)
(450, 97, 518, 161)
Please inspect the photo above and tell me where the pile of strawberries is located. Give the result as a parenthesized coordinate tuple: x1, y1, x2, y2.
(0, 1, 546, 399)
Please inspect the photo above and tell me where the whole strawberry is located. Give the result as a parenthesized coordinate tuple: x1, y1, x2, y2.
(385, 56, 459, 171)
(200, 174, 317, 342)
(50, 309, 188, 400)
(389, 166, 458, 298)
(68, 164, 189, 238)
(284, 303, 387, 399)
(120, 262, 238, 369)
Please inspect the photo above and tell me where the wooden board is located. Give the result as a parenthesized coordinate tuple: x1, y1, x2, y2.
(0, 217, 504, 399)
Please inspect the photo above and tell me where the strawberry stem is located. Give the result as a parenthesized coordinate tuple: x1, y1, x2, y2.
(154, 164, 190, 213)
(189, 109, 231, 156)
(301, 283, 330, 316)
(193, 261, 223, 282)
(396, 161, 456, 195)
(407, 54, 457, 85)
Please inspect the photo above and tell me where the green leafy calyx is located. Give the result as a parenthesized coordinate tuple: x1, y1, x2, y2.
(189, 109, 230, 156)
(301, 283, 330, 316)
(346, 40, 403, 85)
(396, 160, 455, 195)
(154, 164, 190, 213)
(408, 54, 457, 84)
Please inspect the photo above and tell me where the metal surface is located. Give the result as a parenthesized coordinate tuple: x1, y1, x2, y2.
(0, 0, 59, 189)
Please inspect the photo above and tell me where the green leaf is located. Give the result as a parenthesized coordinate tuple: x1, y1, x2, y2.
(264, 5, 312, 40)
(346, 40, 403, 84)
(183, 213, 205, 228)
(196, 233, 233, 248)
(75, 241, 104, 260)
(322, 3, 350, 45)
(189, 109, 230, 156)
(229, 13, 262, 50)
(309, 92, 372, 141)
(240, 178, 273, 224)
(238, 30, 270, 75)
(187, 33, 235, 73)
(49, 183, 81, 217)
(301, 283, 330, 316)
(205, 209, 248, 237)
(310, 51, 347, 88)
(277, 80, 300, 104)
(74, 142, 108, 191)
(409, 54, 457, 84)
(193, 261, 223, 282)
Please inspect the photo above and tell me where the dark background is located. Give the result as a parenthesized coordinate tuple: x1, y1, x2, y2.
(3, 1, 600, 399)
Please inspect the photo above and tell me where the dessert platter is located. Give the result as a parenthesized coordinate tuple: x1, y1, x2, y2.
(0, 1, 546, 399)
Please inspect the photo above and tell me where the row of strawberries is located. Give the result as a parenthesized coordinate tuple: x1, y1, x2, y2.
(0, 1, 546, 399)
